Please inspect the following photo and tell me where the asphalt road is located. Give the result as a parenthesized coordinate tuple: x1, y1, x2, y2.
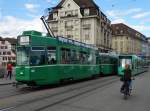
(0, 70, 149, 111)
(43, 71, 150, 111)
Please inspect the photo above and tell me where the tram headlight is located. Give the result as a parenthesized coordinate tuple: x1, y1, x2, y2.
(19, 36, 30, 45)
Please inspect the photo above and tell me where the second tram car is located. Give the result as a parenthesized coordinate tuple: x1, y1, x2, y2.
(99, 53, 118, 75)
(118, 55, 147, 76)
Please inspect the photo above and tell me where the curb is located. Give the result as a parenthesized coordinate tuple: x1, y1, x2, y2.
(0, 82, 14, 86)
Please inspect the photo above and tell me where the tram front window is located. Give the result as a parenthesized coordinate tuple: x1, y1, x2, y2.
(120, 59, 131, 68)
(17, 47, 30, 65)
(30, 47, 45, 66)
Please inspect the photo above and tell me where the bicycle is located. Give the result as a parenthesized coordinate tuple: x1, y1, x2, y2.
(120, 78, 135, 100)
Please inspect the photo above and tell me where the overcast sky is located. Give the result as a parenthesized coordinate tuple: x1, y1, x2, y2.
(0, 0, 150, 38)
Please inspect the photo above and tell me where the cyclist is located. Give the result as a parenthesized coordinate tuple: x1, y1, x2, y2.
(120, 64, 132, 94)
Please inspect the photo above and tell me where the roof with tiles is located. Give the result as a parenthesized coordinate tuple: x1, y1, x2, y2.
(55, 0, 99, 9)
(48, 0, 100, 20)
(5, 38, 17, 45)
(111, 23, 147, 41)
(0, 37, 17, 45)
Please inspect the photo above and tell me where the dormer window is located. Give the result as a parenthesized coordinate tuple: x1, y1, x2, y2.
(120, 30, 123, 34)
(75, 9, 78, 16)
(53, 13, 58, 19)
(68, 4, 71, 8)
(84, 9, 89, 16)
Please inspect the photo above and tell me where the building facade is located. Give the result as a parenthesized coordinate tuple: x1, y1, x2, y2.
(147, 38, 150, 62)
(111, 23, 147, 55)
(0, 37, 16, 66)
(47, 0, 112, 52)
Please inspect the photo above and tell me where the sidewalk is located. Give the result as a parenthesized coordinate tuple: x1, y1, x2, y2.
(0, 76, 16, 86)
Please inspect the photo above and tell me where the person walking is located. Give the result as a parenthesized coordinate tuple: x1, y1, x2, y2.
(6, 63, 13, 80)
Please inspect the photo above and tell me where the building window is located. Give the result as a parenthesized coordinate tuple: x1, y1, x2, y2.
(101, 27, 104, 32)
(59, 12, 64, 17)
(75, 9, 78, 16)
(53, 13, 58, 20)
(8, 57, 11, 61)
(7, 52, 11, 55)
(3, 57, 7, 61)
(3, 52, 6, 55)
(120, 41, 123, 52)
(1, 41, 5, 44)
(116, 27, 119, 29)
(67, 35, 73, 39)
(67, 4, 71, 8)
(120, 30, 123, 34)
(115, 31, 118, 34)
(85, 34, 90, 40)
(84, 9, 89, 16)
(12, 57, 16, 60)
(75, 20, 79, 25)
(1, 46, 4, 49)
(115, 42, 117, 50)
(126, 47, 129, 52)
(65, 11, 72, 17)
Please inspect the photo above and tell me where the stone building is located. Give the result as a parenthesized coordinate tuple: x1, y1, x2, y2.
(0, 37, 16, 66)
(111, 23, 147, 55)
(47, 0, 112, 52)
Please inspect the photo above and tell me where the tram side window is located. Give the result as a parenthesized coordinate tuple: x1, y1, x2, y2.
(61, 48, 71, 64)
(101, 56, 110, 64)
(47, 47, 57, 64)
(88, 52, 96, 64)
(70, 50, 77, 64)
(119, 59, 132, 68)
(79, 51, 88, 64)
(30, 47, 46, 66)
(76, 51, 80, 64)
(110, 57, 115, 64)
(17, 47, 30, 65)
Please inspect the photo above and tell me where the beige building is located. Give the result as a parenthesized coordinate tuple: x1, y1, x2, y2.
(47, 0, 112, 52)
(111, 23, 147, 55)
(148, 38, 150, 61)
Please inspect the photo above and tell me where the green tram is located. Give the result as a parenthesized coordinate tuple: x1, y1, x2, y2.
(99, 53, 118, 75)
(16, 30, 100, 86)
(118, 55, 147, 76)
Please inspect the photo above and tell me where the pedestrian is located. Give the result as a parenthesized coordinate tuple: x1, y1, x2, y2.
(6, 63, 13, 80)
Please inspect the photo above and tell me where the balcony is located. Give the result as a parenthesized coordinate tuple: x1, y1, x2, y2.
(60, 14, 78, 18)
(82, 24, 91, 29)
(65, 26, 73, 30)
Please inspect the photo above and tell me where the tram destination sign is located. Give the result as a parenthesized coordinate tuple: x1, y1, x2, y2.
(19, 36, 30, 45)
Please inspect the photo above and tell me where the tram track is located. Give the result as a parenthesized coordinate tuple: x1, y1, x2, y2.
(0, 81, 57, 100)
(1, 76, 119, 111)
(0, 86, 39, 100)
(35, 78, 118, 111)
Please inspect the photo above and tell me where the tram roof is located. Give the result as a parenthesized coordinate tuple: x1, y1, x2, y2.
(20, 30, 98, 50)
